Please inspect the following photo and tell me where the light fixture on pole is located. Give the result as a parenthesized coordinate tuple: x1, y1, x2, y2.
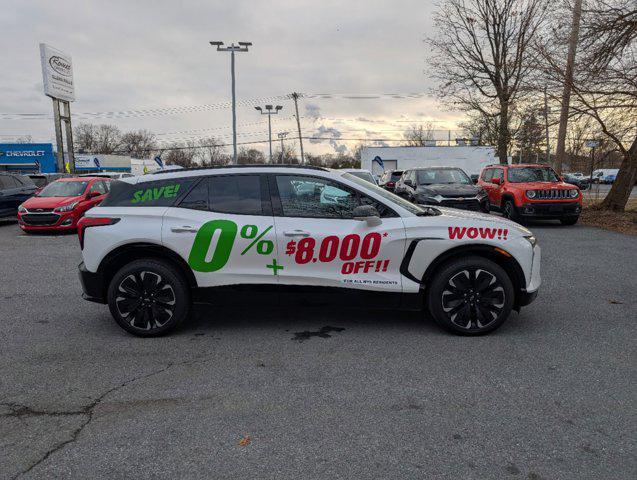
(255, 105, 283, 163)
(277, 131, 289, 164)
(210, 41, 252, 165)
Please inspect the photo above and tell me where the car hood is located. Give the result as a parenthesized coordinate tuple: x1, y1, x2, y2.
(434, 206, 530, 231)
(416, 183, 480, 196)
(23, 196, 80, 209)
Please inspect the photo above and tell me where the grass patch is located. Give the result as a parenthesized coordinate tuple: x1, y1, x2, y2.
(579, 198, 637, 235)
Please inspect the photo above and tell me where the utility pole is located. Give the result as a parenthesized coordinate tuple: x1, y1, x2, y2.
(277, 132, 289, 164)
(554, 0, 583, 174)
(291, 92, 305, 164)
(255, 105, 282, 163)
(543, 87, 551, 165)
(210, 41, 252, 164)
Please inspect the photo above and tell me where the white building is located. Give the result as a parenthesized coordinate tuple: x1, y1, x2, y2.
(361, 146, 500, 177)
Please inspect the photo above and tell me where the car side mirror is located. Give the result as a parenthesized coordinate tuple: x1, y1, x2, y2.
(353, 205, 382, 227)
(87, 190, 101, 199)
(490, 177, 501, 185)
(471, 175, 479, 184)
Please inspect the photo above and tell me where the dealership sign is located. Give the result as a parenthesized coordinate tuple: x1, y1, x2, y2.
(39, 43, 75, 102)
(75, 155, 102, 170)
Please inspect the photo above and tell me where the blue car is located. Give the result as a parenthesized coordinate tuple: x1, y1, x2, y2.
(603, 174, 617, 184)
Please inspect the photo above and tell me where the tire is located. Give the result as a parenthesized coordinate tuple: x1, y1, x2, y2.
(502, 200, 519, 222)
(107, 259, 191, 337)
(427, 256, 515, 335)
(560, 216, 579, 225)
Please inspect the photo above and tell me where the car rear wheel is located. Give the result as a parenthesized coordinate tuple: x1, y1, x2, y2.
(427, 256, 514, 335)
(560, 216, 579, 225)
(107, 259, 190, 337)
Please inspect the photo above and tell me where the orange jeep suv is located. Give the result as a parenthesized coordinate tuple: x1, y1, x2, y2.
(477, 164, 582, 225)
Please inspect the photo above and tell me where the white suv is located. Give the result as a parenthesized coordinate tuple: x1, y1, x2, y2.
(77, 166, 540, 337)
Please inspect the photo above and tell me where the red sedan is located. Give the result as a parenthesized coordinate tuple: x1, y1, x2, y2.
(18, 177, 111, 232)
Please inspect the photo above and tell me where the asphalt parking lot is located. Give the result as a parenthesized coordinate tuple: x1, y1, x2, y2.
(1, 221, 635, 480)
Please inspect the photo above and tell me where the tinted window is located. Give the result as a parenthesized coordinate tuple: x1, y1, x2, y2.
(28, 176, 47, 187)
(17, 176, 35, 187)
(276, 175, 360, 219)
(209, 175, 262, 215)
(100, 178, 196, 207)
(39, 181, 89, 197)
(179, 179, 209, 211)
(89, 181, 108, 195)
(0, 176, 9, 189)
(508, 167, 559, 183)
(417, 168, 471, 185)
(391, 171, 403, 181)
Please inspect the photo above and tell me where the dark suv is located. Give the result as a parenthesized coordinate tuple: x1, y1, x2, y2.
(0, 173, 37, 220)
(395, 167, 489, 212)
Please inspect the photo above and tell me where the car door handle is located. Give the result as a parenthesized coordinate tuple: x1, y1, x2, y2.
(283, 230, 310, 237)
(171, 226, 198, 233)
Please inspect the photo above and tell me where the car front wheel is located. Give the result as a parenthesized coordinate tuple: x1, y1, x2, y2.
(427, 256, 514, 335)
(107, 259, 190, 337)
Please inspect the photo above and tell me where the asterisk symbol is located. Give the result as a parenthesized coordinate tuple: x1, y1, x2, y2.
(382, 232, 388, 237)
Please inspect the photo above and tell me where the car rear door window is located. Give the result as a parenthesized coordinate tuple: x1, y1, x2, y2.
(179, 179, 209, 211)
(209, 175, 263, 215)
(275, 175, 360, 219)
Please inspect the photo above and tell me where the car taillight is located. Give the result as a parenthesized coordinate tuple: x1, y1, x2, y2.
(387, 182, 395, 187)
(77, 217, 120, 249)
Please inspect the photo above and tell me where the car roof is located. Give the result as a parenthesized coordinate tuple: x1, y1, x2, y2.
(58, 176, 102, 182)
(410, 166, 465, 170)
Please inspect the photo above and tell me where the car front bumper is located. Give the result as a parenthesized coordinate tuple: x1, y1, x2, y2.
(78, 262, 107, 303)
(519, 201, 581, 218)
(18, 211, 80, 231)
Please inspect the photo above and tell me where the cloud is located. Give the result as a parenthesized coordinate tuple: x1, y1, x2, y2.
(310, 124, 348, 154)
(305, 103, 322, 121)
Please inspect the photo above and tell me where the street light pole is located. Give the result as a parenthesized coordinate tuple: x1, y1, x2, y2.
(210, 41, 252, 164)
(255, 105, 282, 163)
(277, 132, 289, 164)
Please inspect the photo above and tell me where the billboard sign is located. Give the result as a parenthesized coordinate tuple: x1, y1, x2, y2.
(39, 43, 75, 102)
(0, 143, 56, 173)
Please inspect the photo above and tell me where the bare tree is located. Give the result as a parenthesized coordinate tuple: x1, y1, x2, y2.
(275, 144, 298, 164)
(428, 0, 549, 163)
(237, 148, 266, 165)
(194, 137, 229, 166)
(539, 0, 636, 210)
(459, 112, 500, 146)
(74, 123, 122, 154)
(403, 123, 435, 146)
(164, 141, 197, 168)
(120, 129, 158, 158)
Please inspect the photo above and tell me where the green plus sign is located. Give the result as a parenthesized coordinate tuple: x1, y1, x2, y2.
(266, 258, 284, 276)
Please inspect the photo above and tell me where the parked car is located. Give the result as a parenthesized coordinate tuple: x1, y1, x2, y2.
(78, 172, 135, 180)
(18, 176, 111, 232)
(563, 173, 590, 190)
(77, 165, 540, 337)
(602, 174, 617, 184)
(0, 173, 37, 220)
(591, 168, 619, 183)
(378, 170, 404, 191)
(478, 164, 582, 225)
(394, 167, 489, 213)
(339, 168, 377, 185)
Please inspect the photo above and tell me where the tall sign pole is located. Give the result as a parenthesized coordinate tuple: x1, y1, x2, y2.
(40, 43, 76, 173)
(291, 93, 305, 164)
(210, 41, 252, 165)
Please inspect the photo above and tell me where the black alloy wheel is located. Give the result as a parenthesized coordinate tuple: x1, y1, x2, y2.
(427, 256, 514, 335)
(441, 268, 505, 331)
(115, 271, 176, 330)
(107, 259, 190, 336)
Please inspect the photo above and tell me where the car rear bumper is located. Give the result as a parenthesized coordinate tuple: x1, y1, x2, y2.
(78, 262, 107, 303)
(519, 201, 581, 218)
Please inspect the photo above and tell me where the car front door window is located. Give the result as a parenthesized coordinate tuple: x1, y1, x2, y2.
(275, 175, 359, 219)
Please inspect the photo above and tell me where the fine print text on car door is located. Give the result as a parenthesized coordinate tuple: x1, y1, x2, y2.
(162, 175, 278, 288)
(271, 174, 405, 293)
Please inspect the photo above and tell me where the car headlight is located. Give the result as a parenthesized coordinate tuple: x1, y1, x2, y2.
(526, 190, 537, 199)
(18, 205, 27, 213)
(523, 235, 538, 247)
(569, 189, 579, 198)
(54, 201, 79, 213)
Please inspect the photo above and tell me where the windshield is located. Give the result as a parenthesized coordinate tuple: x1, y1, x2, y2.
(508, 167, 559, 183)
(342, 173, 429, 215)
(38, 181, 89, 197)
(417, 168, 471, 185)
(390, 171, 403, 181)
(348, 171, 376, 184)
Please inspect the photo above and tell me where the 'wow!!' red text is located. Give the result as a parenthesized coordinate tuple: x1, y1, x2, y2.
(448, 226, 508, 240)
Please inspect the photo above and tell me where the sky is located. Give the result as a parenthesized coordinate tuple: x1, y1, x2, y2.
(0, 0, 465, 156)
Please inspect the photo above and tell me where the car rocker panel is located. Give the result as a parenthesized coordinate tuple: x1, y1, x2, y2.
(77, 166, 540, 337)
